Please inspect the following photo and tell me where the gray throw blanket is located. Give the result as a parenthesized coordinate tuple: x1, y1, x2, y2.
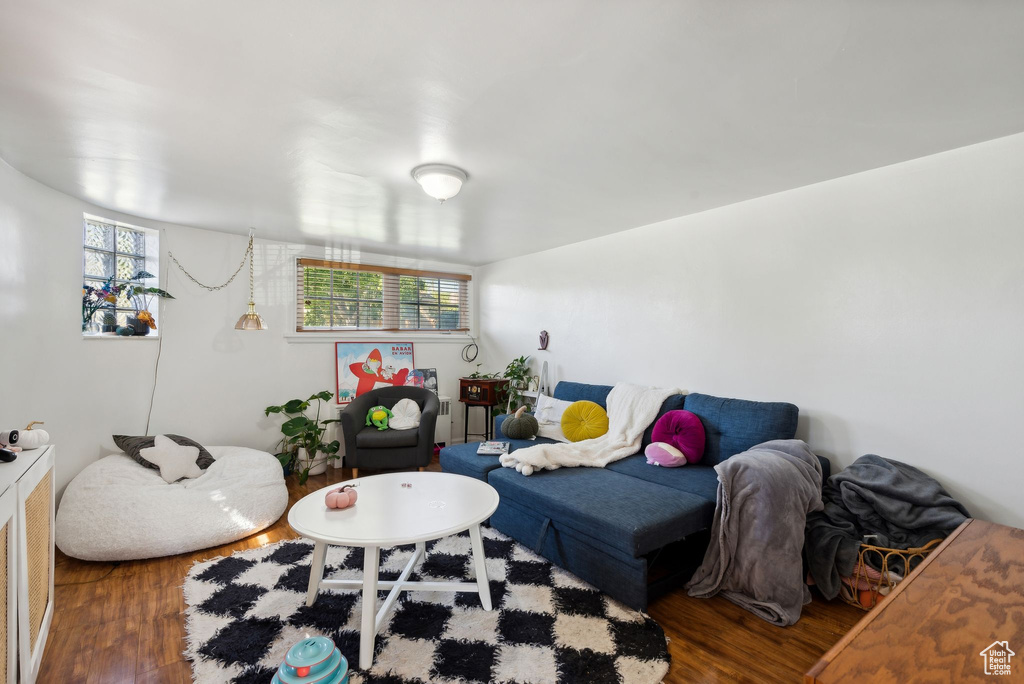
(686, 440, 823, 626)
(804, 454, 969, 600)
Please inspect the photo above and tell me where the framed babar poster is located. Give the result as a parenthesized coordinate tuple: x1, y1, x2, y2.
(335, 342, 416, 404)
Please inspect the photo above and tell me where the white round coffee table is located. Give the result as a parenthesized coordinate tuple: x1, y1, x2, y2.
(288, 471, 500, 670)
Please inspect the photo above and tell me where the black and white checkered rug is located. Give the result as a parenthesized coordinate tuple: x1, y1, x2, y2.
(183, 527, 670, 683)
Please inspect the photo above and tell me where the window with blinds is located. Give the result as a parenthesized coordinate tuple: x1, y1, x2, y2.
(296, 259, 471, 332)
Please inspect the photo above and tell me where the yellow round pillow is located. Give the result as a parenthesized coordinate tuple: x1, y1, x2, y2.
(561, 400, 609, 442)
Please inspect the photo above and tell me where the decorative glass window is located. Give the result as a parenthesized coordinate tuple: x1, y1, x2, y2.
(296, 259, 470, 332)
(81, 215, 160, 336)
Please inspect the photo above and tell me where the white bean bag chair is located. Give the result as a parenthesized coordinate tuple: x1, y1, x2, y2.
(56, 446, 288, 561)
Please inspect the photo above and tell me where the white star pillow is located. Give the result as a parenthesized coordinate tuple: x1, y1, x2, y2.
(140, 434, 204, 483)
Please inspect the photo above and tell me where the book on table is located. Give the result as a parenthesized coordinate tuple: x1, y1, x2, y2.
(477, 441, 511, 455)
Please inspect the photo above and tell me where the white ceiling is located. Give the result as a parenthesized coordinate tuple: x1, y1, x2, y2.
(2, 1, 1024, 266)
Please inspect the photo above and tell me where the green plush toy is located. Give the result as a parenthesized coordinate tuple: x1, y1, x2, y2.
(366, 405, 393, 431)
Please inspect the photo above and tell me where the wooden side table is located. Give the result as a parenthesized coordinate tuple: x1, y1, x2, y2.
(806, 518, 1024, 682)
(459, 378, 509, 442)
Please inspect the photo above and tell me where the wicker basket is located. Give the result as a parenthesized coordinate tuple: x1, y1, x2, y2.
(839, 538, 942, 610)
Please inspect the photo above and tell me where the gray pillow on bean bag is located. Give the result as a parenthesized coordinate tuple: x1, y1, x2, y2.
(113, 433, 215, 470)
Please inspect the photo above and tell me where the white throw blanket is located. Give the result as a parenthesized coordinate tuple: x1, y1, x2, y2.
(500, 383, 681, 475)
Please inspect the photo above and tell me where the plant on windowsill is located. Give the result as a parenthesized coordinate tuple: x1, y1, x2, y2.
(126, 270, 174, 336)
(82, 276, 121, 332)
(265, 391, 341, 485)
(101, 312, 118, 335)
(81, 270, 174, 334)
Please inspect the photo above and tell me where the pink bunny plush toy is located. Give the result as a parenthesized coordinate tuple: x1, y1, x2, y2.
(325, 485, 358, 509)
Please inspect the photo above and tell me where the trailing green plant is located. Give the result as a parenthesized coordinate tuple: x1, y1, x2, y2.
(467, 363, 498, 380)
(496, 355, 531, 415)
(265, 390, 340, 484)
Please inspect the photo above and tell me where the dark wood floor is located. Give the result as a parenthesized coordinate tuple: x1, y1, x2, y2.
(42, 457, 864, 683)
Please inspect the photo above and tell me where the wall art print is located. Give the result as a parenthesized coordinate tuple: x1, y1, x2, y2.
(335, 342, 416, 404)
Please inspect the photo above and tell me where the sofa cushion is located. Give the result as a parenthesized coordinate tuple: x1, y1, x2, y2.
(561, 401, 609, 442)
(649, 409, 706, 465)
(355, 426, 418, 448)
(534, 394, 573, 442)
(606, 456, 721, 502)
(608, 452, 832, 498)
(113, 433, 215, 470)
(553, 381, 614, 407)
(487, 467, 715, 557)
(440, 436, 558, 481)
(640, 394, 687, 451)
(551, 383, 685, 452)
(682, 393, 798, 466)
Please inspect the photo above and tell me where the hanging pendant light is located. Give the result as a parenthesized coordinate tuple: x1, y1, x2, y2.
(235, 234, 267, 330)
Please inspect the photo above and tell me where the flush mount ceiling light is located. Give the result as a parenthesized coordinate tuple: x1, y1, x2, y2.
(411, 164, 468, 203)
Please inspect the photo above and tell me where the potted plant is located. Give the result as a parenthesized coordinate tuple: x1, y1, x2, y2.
(497, 355, 531, 415)
(125, 270, 173, 335)
(265, 390, 341, 484)
(82, 276, 120, 332)
(81, 270, 173, 334)
(101, 312, 118, 335)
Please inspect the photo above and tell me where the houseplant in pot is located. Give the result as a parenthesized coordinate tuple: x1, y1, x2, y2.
(125, 270, 173, 335)
(497, 355, 531, 415)
(101, 312, 118, 335)
(265, 390, 341, 484)
(81, 271, 173, 334)
(82, 275, 121, 332)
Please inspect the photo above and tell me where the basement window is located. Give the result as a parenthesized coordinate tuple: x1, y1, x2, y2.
(81, 214, 161, 337)
(295, 259, 470, 332)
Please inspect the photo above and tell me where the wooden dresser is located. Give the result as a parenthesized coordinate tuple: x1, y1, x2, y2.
(806, 518, 1024, 683)
(0, 446, 55, 684)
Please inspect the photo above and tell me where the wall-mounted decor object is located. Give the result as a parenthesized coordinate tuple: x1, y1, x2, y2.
(538, 330, 549, 350)
(409, 368, 439, 395)
(335, 342, 416, 404)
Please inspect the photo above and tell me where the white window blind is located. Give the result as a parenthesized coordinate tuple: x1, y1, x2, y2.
(296, 259, 470, 332)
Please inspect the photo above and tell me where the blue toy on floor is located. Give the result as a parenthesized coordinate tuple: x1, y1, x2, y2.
(272, 636, 349, 684)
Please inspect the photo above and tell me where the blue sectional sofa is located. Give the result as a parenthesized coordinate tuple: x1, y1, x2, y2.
(440, 381, 830, 610)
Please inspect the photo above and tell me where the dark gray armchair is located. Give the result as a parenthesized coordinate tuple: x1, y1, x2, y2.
(339, 386, 439, 477)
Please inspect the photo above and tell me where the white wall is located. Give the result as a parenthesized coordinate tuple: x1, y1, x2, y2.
(477, 133, 1024, 527)
(0, 159, 480, 500)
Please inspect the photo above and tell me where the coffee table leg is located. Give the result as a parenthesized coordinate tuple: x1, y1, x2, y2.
(305, 541, 327, 607)
(360, 545, 380, 670)
(468, 524, 492, 611)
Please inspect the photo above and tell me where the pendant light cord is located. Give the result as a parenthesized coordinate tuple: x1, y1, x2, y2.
(248, 235, 255, 302)
(146, 232, 255, 434)
(145, 229, 169, 435)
